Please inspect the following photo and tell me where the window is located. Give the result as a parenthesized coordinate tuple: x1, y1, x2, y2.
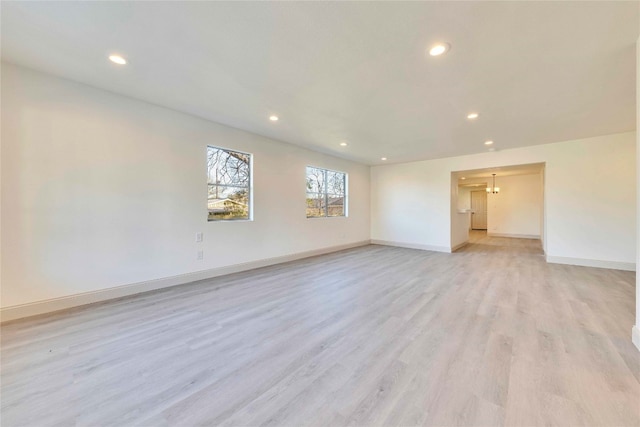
(207, 146, 251, 221)
(306, 166, 347, 218)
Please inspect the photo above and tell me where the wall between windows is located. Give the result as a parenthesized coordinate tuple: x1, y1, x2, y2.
(1, 63, 371, 315)
(371, 131, 636, 269)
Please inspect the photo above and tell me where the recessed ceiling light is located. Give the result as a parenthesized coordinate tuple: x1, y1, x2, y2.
(461, 177, 466, 180)
(340, 142, 348, 147)
(429, 43, 450, 56)
(108, 55, 127, 65)
(381, 157, 387, 161)
(467, 113, 479, 119)
(269, 115, 279, 122)
(484, 140, 494, 145)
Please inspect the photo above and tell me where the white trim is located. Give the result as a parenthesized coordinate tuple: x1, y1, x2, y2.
(370, 239, 451, 253)
(546, 255, 636, 272)
(487, 232, 540, 239)
(633, 326, 640, 352)
(1, 240, 370, 323)
(451, 241, 469, 252)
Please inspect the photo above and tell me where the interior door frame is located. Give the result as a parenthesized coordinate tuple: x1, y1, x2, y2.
(470, 189, 488, 230)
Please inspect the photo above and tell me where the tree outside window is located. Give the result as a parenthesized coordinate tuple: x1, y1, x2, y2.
(306, 166, 347, 218)
(207, 146, 252, 221)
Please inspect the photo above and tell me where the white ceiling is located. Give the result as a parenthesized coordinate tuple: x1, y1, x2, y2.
(2, 2, 638, 165)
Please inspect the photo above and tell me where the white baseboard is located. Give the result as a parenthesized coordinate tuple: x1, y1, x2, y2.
(451, 241, 469, 252)
(487, 232, 540, 239)
(633, 326, 640, 352)
(546, 255, 636, 272)
(370, 239, 451, 253)
(1, 240, 371, 323)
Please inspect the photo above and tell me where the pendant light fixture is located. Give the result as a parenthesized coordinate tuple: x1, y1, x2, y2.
(486, 173, 500, 194)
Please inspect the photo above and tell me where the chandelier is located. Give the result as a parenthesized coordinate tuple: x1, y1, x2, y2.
(486, 173, 500, 194)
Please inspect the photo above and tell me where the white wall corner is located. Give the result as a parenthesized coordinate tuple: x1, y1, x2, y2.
(633, 326, 640, 352)
(546, 255, 636, 272)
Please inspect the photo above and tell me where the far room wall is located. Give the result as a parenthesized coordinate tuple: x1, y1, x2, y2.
(487, 173, 543, 238)
(371, 131, 636, 270)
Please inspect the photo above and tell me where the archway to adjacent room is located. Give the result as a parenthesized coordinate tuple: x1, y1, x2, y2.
(450, 162, 546, 252)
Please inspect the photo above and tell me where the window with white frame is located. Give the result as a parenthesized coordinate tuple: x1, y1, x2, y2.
(207, 146, 252, 221)
(306, 166, 347, 218)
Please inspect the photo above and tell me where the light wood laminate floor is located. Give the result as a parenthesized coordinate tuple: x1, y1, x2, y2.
(2, 233, 639, 426)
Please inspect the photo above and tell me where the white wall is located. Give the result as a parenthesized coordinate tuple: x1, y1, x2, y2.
(634, 35, 640, 350)
(487, 173, 543, 238)
(450, 211, 470, 250)
(450, 177, 470, 250)
(456, 185, 474, 232)
(1, 63, 371, 309)
(457, 186, 473, 211)
(371, 131, 636, 268)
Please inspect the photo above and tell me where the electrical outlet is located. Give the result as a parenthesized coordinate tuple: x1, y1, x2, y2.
(197, 250, 204, 260)
(195, 232, 203, 243)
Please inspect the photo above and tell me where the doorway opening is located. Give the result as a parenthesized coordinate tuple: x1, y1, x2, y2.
(450, 162, 546, 252)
